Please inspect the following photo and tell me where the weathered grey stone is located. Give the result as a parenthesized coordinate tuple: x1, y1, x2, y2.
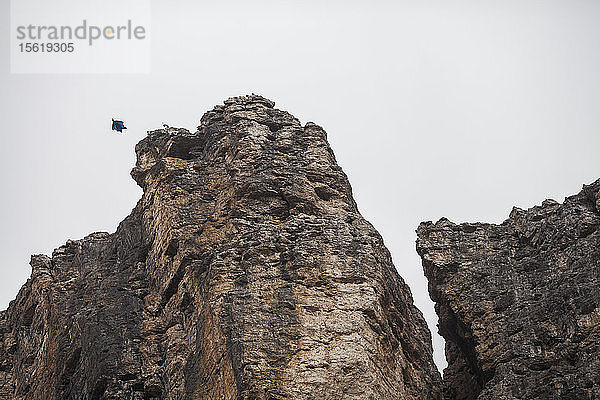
(0, 95, 442, 399)
(418, 180, 600, 400)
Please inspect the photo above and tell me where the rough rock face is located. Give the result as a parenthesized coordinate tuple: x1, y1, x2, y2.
(417, 180, 600, 399)
(0, 95, 442, 399)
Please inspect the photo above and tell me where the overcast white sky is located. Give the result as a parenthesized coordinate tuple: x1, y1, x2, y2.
(2, 0, 600, 370)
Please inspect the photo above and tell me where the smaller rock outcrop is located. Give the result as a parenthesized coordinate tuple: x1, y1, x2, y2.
(418, 179, 600, 399)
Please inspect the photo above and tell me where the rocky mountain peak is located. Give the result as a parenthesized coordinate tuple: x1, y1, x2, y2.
(0, 96, 442, 400)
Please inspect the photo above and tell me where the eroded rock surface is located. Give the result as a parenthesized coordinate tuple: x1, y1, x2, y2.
(418, 180, 600, 399)
(0, 95, 441, 399)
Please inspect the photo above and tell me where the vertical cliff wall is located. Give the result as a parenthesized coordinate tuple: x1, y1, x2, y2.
(418, 180, 600, 399)
(0, 95, 442, 399)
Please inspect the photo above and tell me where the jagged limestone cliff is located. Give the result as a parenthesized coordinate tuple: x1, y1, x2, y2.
(418, 180, 600, 399)
(0, 96, 442, 399)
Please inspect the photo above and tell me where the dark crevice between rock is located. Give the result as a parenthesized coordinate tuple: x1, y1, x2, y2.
(314, 185, 335, 201)
(143, 382, 163, 399)
(438, 300, 490, 400)
(90, 377, 108, 400)
(161, 260, 186, 309)
(418, 245, 489, 399)
(165, 239, 179, 258)
(222, 292, 245, 397)
(264, 121, 281, 133)
(20, 303, 36, 328)
(166, 136, 206, 160)
(57, 347, 82, 398)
